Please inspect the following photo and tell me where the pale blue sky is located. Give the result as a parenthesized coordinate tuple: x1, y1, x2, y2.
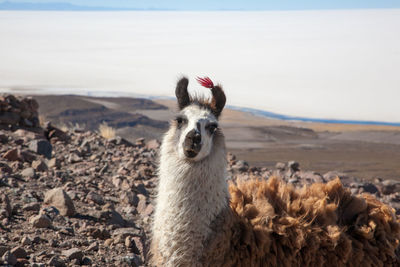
(2, 0, 400, 10)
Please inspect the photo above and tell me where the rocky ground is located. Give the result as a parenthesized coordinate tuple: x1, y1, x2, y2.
(0, 95, 399, 266)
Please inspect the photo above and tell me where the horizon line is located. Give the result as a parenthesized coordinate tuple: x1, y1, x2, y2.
(0, 1, 399, 12)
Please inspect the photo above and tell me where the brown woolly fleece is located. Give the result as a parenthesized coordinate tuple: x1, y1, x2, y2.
(201, 177, 400, 267)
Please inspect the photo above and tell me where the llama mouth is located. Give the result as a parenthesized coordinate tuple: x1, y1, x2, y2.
(184, 149, 198, 158)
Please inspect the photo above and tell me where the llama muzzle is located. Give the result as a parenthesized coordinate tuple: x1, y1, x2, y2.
(184, 129, 202, 158)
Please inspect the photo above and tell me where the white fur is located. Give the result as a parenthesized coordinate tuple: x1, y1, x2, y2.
(177, 105, 218, 161)
(152, 104, 229, 266)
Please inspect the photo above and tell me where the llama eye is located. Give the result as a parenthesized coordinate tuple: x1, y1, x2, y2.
(175, 116, 186, 127)
(208, 124, 218, 134)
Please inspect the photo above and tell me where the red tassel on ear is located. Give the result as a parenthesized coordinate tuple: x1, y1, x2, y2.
(196, 77, 214, 88)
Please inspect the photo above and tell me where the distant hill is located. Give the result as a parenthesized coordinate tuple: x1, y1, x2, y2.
(33, 95, 169, 140)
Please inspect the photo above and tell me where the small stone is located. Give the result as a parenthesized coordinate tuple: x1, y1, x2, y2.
(29, 214, 52, 228)
(146, 139, 160, 150)
(81, 257, 92, 266)
(0, 131, 8, 143)
(89, 228, 110, 240)
(47, 158, 61, 169)
(288, 161, 300, 172)
(1, 250, 17, 266)
(47, 255, 66, 267)
(0, 195, 12, 217)
(86, 242, 99, 252)
(43, 188, 76, 217)
(104, 238, 114, 247)
(132, 237, 144, 256)
(362, 183, 379, 194)
(29, 139, 52, 159)
(275, 162, 286, 170)
(21, 167, 36, 178)
(136, 183, 148, 196)
(70, 258, 80, 265)
(120, 191, 139, 207)
(2, 148, 19, 161)
(135, 138, 145, 146)
(68, 153, 81, 164)
(10, 246, 27, 259)
(0, 162, 12, 174)
(121, 253, 141, 266)
(232, 160, 249, 172)
(22, 202, 41, 212)
(86, 191, 104, 205)
(61, 248, 83, 262)
(21, 236, 32, 246)
(0, 112, 20, 125)
(136, 197, 147, 215)
(100, 204, 125, 226)
(32, 159, 48, 172)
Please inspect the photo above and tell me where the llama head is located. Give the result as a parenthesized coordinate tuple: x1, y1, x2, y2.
(171, 76, 226, 161)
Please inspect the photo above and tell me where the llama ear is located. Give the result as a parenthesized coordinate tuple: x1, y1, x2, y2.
(211, 85, 226, 118)
(175, 77, 190, 110)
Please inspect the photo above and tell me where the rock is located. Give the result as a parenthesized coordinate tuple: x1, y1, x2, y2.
(301, 171, 324, 183)
(112, 228, 142, 240)
(323, 171, 351, 183)
(1, 250, 17, 266)
(2, 148, 19, 161)
(232, 160, 249, 172)
(86, 191, 104, 205)
(47, 255, 66, 267)
(146, 139, 160, 150)
(19, 150, 36, 163)
(135, 138, 145, 146)
(29, 214, 52, 228)
(100, 204, 125, 226)
(275, 162, 286, 170)
(68, 153, 81, 164)
(89, 228, 110, 240)
(43, 188, 76, 217)
(32, 159, 48, 172)
(0, 162, 12, 174)
(104, 238, 114, 247)
(81, 257, 92, 266)
(29, 139, 52, 159)
(121, 253, 141, 266)
(21, 236, 32, 246)
(136, 183, 148, 196)
(22, 202, 41, 212)
(381, 180, 400, 195)
(0, 195, 12, 218)
(47, 158, 61, 169)
(86, 242, 99, 252)
(132, 237, 144, 256)
(10, 246, 27, 259)
(288, 161, 300, 172)
(0, 112, 20, 125)
(47, 128, 69, 143)
(62, 248, 83, 262)
(109, 136, 134, 147)
(362, 183, 379, 194)
(21, 167, 36, 179)
(120, 191, 139, 207)
(0, 246, 10, 257)
(0, 131, 8, 143)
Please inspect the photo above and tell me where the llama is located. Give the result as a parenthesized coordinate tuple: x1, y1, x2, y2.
(151, 76, 400, 267)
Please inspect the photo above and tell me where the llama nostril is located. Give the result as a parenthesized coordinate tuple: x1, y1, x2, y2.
(193, 133, 201, 144)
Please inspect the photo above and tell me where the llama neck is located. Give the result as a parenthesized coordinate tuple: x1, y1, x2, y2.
(153, 133, 229, 266)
